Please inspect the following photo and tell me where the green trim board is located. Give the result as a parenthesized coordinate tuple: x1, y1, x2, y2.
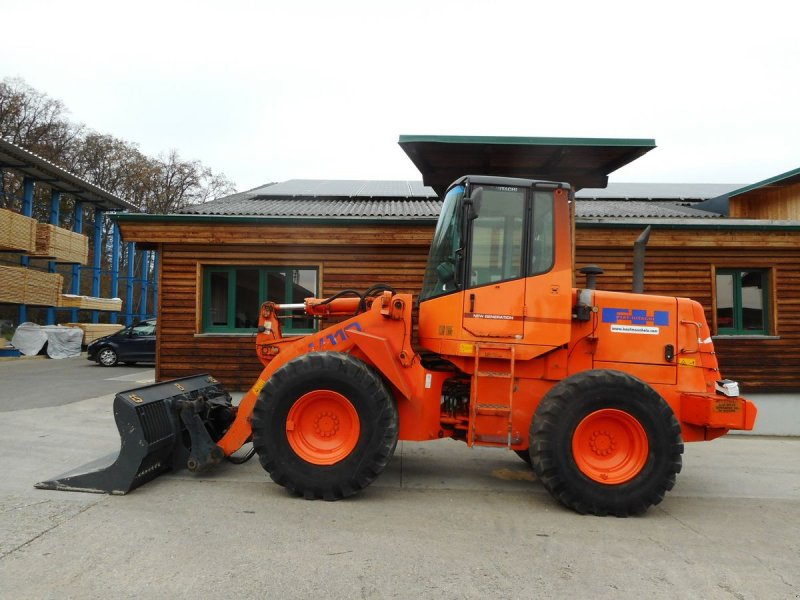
(715, 269, 770, 336)
(722, 166, 800, 199)
(576, 219, 800, 232)
(111, 212, 800, 233)
(398, 135, 656, 148)
(111, 213, 438, 226)
(202, 265, 318, 334)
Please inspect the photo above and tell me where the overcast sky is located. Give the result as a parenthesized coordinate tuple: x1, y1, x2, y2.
(2, 0, 798, 193)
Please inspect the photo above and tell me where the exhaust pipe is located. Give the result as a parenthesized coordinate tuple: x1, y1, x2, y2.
(633, 225, 652, 294)
(36, 374, 235, 495)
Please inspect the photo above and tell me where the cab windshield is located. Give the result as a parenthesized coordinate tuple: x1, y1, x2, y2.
(420, 185, 464, 301)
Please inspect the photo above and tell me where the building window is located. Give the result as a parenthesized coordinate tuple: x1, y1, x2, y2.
(202, 266, 318, 333)
(715, 269, 770, 335)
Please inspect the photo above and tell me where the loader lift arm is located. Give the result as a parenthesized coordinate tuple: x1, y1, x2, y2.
(217, 288, 418, 457)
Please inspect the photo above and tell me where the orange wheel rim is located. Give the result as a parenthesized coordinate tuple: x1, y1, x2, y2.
(572, 409, 649, 484)
(286, 390, 360, 465)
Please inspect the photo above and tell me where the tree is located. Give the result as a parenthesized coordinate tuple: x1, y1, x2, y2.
(0, 77, 237, 324)
(0, 77, 83, 163)
(0, 77, 236, 214)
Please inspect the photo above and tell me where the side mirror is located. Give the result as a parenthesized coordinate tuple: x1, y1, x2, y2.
(464, 188, 483, 221)
(436, 261, 455, 285)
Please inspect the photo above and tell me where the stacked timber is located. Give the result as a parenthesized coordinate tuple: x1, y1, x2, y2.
(0, 208, 37, 253)
(59, 294, 123, 312)
(63, 322, 125, 345)
(0, 266, 63, 306)
(31, 224, 89, 264)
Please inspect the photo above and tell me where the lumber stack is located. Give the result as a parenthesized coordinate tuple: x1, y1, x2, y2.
(0, 208, 37, 253)
(59, 294, 123, 311)
(63, 322, 125, 345)
(31, 224, 89, 264)
(0, 266, 63, 306)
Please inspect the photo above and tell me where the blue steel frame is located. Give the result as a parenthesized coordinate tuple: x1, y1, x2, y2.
(46, 190, 61, 325)
(91, 208, 104, 324)
(18, 178, 35, 324)
(5, 176, 157, 327)
(70, 202, 85, 322)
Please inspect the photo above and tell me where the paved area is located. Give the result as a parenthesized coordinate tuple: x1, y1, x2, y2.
(0, 358, 798, 599)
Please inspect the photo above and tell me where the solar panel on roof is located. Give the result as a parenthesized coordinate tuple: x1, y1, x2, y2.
(257, 179, 437, 198)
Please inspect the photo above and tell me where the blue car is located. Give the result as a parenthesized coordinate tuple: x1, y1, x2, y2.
(87, 319, 156, 367)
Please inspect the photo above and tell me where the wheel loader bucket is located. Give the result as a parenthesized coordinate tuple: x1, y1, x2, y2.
(35, 374, 234, 495)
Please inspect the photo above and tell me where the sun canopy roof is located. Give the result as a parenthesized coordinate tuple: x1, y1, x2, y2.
(398, 135, 656, 195)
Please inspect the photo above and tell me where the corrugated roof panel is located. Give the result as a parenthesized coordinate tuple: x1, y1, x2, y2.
(180, 179, 735, 220)
(0, 137, 138, 211)
(576, 201, 720, 219)
(576, 182, 743, 200)
(180, 197, 443, 218)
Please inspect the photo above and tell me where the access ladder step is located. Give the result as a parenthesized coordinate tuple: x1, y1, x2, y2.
(475, 404, 512, 416)
(476, 370, 512, 379)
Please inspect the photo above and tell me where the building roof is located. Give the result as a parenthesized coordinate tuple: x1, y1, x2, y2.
(575, 183, 745, 219)
(398, 135, 656, 194)
(575, 182, 742, 200)
(180, 180, 440, 219)
(576, 200, 722, 219)
(0, 137, 138, 211)
(721, 166, 800, 199)
(180, 179, 734, 220)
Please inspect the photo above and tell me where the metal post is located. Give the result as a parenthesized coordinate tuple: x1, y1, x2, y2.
(139, 251, 149, 320)
(126, 242, 135, 326)
(46, 190, 61, 325)
(151, 251, 159, 319)
(70, 202, 84, 322)
(110, 220, 121, 324)
(91, 208, 104, 324)
(18, 178, 34, 325)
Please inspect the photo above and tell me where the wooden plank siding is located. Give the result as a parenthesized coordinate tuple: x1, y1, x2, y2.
(577, 227, 800, 392)
(139, 223, 435, 390)
(120, 220, 800, 393)
(730, 180, 800, 220)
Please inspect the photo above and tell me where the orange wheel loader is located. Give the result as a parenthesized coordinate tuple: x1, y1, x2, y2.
(37, 176, 757, 516)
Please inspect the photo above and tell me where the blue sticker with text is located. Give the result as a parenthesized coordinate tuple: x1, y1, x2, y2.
(602, 308, 669, 327)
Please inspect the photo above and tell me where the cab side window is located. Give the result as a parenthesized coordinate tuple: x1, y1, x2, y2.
(469, 189, 525, 287)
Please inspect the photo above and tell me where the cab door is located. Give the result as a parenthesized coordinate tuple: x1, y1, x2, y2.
(462, 186, 526, 339)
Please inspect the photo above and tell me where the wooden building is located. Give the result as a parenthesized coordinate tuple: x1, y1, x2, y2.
(114, 138, 800, 435)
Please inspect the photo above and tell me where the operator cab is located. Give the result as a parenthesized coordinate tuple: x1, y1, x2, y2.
(418, 176, 574, 356)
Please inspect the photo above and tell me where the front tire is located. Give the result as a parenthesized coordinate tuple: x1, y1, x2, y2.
(530, 369, 683, 516)
(252, 352, 398, 500)
(97, 347, 118, 367)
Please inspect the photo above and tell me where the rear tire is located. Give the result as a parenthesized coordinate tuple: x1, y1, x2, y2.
(530, 369, 683, 516)
(252, 352, 398, 500)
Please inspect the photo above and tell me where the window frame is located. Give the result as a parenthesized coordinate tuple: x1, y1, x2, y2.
(713, 267, 773, 336)
(463, 186, 555, 291)
(201, 265, 319, 334)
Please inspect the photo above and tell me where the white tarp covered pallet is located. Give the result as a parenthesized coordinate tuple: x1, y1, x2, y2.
(10, 322, 83, 359)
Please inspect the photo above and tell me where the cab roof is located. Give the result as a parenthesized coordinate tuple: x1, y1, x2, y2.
(398, 135, 656, 195)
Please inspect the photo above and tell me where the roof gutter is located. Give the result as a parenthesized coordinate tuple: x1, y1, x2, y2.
(577, 217, 800, 231)
(109, 212, 439, 226)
